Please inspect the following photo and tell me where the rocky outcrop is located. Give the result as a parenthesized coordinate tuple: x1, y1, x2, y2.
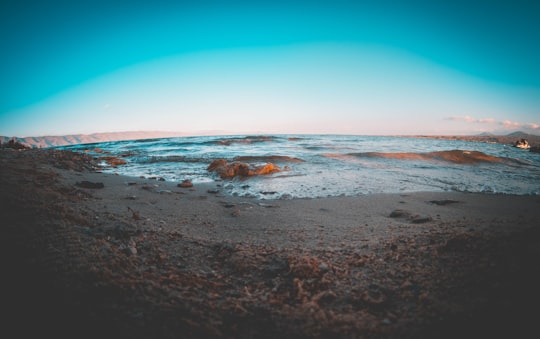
(207, 159, 281, 179)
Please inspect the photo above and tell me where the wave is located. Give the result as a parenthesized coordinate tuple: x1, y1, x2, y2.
(328, 150, 507, 164)
(133, 138, 166, 143)
(232, 155, 305, 163)
(137, 155, 209, 164)
(205, 135, 280, 146)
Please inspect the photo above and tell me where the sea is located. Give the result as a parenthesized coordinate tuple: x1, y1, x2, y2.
(59, 135, 540, 199)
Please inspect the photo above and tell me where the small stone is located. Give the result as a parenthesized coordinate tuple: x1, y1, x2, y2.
(124, 246, 137, 256)
(389, 209, 410, 218)
(318, 262, 330, 273)
(411, 216, 433, 224)
(177, 179, 193, 188)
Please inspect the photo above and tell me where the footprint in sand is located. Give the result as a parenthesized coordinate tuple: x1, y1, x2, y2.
(388, 209, 433, 224)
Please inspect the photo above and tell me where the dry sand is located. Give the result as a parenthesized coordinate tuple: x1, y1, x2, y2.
(1, 148, 539, 338)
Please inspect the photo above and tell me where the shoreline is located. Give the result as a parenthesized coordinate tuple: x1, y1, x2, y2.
(3, 131, 540, 150)
(2, 148, 540, 338)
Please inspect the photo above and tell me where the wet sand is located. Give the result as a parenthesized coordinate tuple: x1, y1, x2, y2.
(1, 148, 539, 338)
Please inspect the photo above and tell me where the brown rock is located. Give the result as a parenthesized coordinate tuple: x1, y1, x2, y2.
(389, 209, 411, 218)
(207, 159, 281, 179)
(177, 180, 193, 188)
(255, 163, 280, 175)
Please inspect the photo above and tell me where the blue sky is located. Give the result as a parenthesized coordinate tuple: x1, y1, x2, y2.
(1, 0, 539, 137)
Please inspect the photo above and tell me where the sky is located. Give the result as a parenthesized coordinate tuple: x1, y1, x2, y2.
(1, 0, 539, 137)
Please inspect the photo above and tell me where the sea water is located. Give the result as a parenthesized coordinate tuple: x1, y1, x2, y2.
(60, 135, 540, 199)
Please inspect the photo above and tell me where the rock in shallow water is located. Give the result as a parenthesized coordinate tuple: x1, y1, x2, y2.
(207, 159, 281, 179)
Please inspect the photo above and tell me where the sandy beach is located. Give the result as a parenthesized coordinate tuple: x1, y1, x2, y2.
(1, 147, 539, 338)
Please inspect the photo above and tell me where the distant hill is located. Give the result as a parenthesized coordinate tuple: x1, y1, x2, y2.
(506, 131, 525, 137)
(0, 131, 185, 148)
(410, 132, 540, 148)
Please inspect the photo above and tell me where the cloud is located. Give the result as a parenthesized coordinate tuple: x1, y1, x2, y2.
(446, 115, 495, 124)
(499, 120, 540, 133)
(476, 118, 496, 124)
(446, 115, 540, 134)
(500, 120, 522, 127)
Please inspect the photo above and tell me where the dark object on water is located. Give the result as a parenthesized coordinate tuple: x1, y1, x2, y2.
(76, 181, 104, 189)
(514, 139, 531, 149)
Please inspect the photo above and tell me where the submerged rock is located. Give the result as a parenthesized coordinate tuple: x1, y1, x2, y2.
(98, 156, 127, 167)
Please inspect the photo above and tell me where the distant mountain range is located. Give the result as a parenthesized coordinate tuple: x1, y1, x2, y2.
(505, 131, 533, 138)
(413, 131, 540, 147)
(0, 131, 185, 148)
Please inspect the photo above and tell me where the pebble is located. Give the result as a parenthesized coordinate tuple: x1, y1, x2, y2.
(178, 180, 193, 188)
(411, 216, 433, 224)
